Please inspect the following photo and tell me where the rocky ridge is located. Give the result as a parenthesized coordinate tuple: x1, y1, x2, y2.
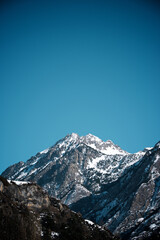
(1, 134, 160, 239)
(0, 176, 117, 240)
(2, 133, 145, 205)
(71, 142, 160, 239)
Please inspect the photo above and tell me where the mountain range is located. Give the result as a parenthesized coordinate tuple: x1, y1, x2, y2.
(2, 133, 160, 239)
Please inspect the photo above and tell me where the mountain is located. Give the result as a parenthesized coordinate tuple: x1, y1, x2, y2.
(71, 141, 160, 239)
(0, 176, 116, 240)
(1, 133, 160, 239)
(1, 133, 145, 206)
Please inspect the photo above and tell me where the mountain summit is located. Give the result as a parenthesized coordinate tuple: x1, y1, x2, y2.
(1, 133, 160, 239)
(2, 133, 144, 205)
(80, 133, 128, 155)
(52, 133, 128, 156)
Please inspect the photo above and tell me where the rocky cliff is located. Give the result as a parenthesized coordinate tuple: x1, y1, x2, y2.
(0, 176, 117, 240)
(1, 134, 160, 239)
(71, 142, 160, 239)
(1, 133, 145, 205)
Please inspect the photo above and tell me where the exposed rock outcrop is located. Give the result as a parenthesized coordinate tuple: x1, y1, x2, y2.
(1, 135, 160, 239)
(0, 176, 117, 240)
(1, 133, 145, 205)
(71, 142, 160, 239)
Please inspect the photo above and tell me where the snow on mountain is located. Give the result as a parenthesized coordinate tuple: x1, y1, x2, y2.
(40, 148, 50, 154)
(1, 133, 146, 204)
(1, 133, 159, 239)
(8, 179, 31, 185)
(81, 133, 128, 155)
(71, 141, 160, 239)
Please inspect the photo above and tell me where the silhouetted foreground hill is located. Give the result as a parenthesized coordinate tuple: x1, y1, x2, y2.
(0, 176, 118, 240)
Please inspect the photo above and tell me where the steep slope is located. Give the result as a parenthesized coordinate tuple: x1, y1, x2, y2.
(1, 134, 159, 239)
(1, 133, 145, 205)
(71, 142, 160, 239)
(0, 176, 117, 240)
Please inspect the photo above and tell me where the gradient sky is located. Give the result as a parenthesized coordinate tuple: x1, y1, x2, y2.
(1, 0, 160, 174)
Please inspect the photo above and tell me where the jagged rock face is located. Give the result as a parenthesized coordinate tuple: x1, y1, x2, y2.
(0, 176, 116, 240)
(1, 133, 159, 239)
(1, 133, 145, 205)
(71, 142, 160, 239)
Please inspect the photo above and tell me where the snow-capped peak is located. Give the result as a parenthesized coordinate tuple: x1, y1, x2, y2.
(70, 133, 79, 140)
(64, 133, 80, 143)
(80, 134, 128, 155)
(40, 133, 129, 160)
(51, 133, 80, 158)
(84, 133, 102, 142)
(135, 147, 153, 156)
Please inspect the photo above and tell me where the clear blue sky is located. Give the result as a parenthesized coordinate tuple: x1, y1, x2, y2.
(1, 0, 160, 174)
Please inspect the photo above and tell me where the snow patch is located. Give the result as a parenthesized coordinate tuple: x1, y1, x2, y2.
(51, 231, 59, 239)
(16, 171, 28, 179)
(85, 219, 94, 225)
(85, 133, 102, 142)
(87, 155, 105, 170)
(8, 180, 30, 185)
(137, 218, 144, 223)
(30, 157, 41, 165)
(155, 142, 160, 148)
(150, 223, 157, 230)
(40, 148, 50, 154)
